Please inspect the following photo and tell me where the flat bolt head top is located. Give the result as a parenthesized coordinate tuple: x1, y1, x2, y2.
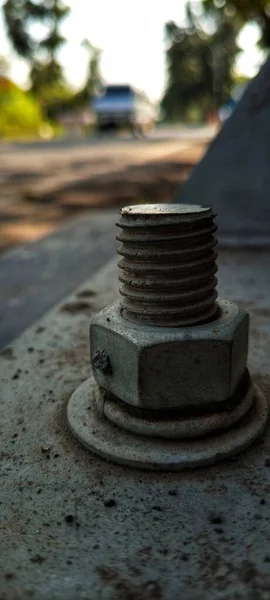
(118, 204, 215, 227)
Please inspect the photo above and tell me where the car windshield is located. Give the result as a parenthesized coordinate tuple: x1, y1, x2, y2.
(103, 86, 134, 97)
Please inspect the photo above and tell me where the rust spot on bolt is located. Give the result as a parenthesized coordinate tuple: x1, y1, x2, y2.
(93, 349, 112, 375)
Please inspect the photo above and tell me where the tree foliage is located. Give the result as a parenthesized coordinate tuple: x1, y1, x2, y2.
(3, 0, 70, 93)
(3, 0, 48, 57)
(67, 42, 102, 110)
(79, 41, 102, 103)
(0, 77, 43, 138)
(82, 41, 102, 96)
(39, 0, 69, 60)
(3, 0, 70, 59)
(202, 0, 270, 47)
(162, 6, 239, 121)
(30, 59, 72, 118)
(2, 1, 102, 120)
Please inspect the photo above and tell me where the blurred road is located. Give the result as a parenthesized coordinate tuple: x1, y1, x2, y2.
(0, 124, 215, 254)
(0, 123, 216, 153)
(0, 124, 215, 181)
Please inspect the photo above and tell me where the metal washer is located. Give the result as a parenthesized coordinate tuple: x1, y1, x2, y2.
(67, 377, 268, 471)
(96, 378, 254, 439)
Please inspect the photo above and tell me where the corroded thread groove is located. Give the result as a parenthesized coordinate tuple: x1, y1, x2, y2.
(116, 204, 218, 327)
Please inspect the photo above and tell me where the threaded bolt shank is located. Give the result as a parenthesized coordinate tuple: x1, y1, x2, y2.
(116, 204, 218, 327)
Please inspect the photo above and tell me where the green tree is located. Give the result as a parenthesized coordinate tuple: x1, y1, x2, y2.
(39, 0, 69, 61)
(210, 18, 240, 108)
(202, 0, 270, 47)
(0, 77, 43, 138)
(3, 0, 49, 58)
(82, 40, 102, 98)
(30, 0, 70, 100)
(30, 59, 72, 118)
(162, 8, 239, 121)
(3, 0, 70, 92)
(162, 22, 211, 121)
(69, 41, 102, 108)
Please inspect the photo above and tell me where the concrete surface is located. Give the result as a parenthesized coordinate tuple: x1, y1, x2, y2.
(177, 58, 270, 241)
(0, 211, 117, 348)
(1, 248, 270, 599)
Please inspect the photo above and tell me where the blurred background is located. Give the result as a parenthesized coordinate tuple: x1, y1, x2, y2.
(0, 0, 268, 254)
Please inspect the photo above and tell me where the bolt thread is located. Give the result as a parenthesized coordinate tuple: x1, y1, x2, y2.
(116, 204, 219, 327)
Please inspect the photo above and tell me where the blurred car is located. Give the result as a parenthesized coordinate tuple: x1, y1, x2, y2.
(92, 84, 156, 136)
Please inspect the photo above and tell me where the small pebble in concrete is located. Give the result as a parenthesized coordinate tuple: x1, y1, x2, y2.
(36, 327, 45, 334)
(104, 499, 116, 508)
(76, 289, 96, 298)
(65, 514, 75, 523)
(30, 555, 45, 564)
(209, 514, 223, 525)
(181, 553, 189, 561)
(41, 444, 52, 453)
(60, 301, 91, 314)
(216, 565, 230, 578)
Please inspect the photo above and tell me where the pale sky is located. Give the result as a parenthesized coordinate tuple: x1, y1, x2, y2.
(0, 0, 265, 101)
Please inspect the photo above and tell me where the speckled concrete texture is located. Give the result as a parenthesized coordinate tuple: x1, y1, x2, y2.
(1, 251, 270, 599)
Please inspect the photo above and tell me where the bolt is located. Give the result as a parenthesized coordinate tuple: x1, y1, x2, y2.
(116, 204, 218, 326)
(67, 203, 268, 469)
(91, 203, 251, 412)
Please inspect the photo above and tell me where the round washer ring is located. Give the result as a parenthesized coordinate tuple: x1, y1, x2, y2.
(97, 380, 254, 439)
(67, 377, 268, 471)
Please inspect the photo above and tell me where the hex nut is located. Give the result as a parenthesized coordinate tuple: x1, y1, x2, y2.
(90, 300, 249, 410)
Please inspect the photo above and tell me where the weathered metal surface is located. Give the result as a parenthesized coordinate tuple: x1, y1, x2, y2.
(68, 376, 267, 469)
(90, 300, 249, 409)
(1, 250, 270, 599)
(93, 377, 255, 438)
(117, 204, 218, 326)
(80, 202, 266, 469)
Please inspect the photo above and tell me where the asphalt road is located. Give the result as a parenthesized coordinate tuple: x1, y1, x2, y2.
(0, 124, 215, 180)
(0, 124, 214, 253)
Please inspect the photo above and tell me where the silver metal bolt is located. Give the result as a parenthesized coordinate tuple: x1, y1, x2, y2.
(68, 204, 268, 470)
(116, 204, 218, 326)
